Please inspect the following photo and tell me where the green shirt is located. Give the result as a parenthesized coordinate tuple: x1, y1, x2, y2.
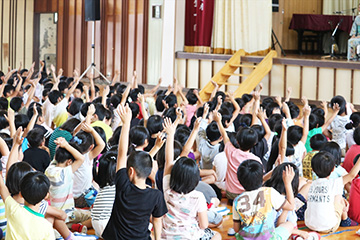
(305, 127, 323, 152)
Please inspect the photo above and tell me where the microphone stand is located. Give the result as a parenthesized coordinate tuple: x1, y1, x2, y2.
(322, 19, 343, 59)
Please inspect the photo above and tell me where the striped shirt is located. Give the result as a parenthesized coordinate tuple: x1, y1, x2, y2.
(91, 185, 115, 221)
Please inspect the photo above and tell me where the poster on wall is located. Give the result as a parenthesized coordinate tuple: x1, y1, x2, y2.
(184, 0, 214, 53)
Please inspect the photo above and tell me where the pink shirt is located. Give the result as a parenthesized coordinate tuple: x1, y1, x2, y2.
(224, 142, 262, 194)
(343, 144, 360, 173)
(349, 178, 360, 223)
(185, 104, 197, 126)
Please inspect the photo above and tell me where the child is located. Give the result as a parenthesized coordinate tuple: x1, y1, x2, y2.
(344, 126, 360, 173)
(91, 151, 117, 237)
(302, 134, 327, 180)
(233, 160, 295, 239)
(345, 112, 360, 148)
(305, 151, 360, 232)
(161, 117, 221, 239)
(23, 128, 50, 173)
(213, 110, 261, 200)
(102, 104, 167, 240)
(0, 170, 55, 239)
(348, 154, 360, 224)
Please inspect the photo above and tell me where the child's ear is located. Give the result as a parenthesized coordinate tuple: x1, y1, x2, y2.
(66, 159, 72, 166)
(89, 144, 94, 152)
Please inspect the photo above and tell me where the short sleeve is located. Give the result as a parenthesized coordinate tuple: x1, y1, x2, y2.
(152, 191, 168, 218)
(115, 168, 130, 191)
(270, 188, 286, 211)
(232, 197, 240, 221)
(162, 175, 171, 192)
(224, 142, 236, 158)
(5, 197, 19, 217)
(197, 192, 207, 213)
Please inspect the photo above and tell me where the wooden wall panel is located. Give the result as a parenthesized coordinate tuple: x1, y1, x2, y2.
(282, 0, 323, 50)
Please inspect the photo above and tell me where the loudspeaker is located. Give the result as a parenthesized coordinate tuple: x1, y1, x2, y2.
(85, 0, 100, 21)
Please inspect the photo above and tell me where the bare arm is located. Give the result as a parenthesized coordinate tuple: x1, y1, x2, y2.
(285, 87, 292, 102)
(0, 171, 10, 202)
(82, 123, 106, 160)
(279, 119, 287, 164)
(227, 92, 241, 128)
(55, 137, 85, 173)
(343, 153, 360, 184)
(6, 128, 23, 173)
(300, 105, 311, 144)
(149, 134, 166, 158)
(152, 216, 163, 240)
(197, 210, 209, 229)
(5, 108, 16, 138)
(280, 166, 295, 211)
(138, 93, 149, 127)
(213, 110, 230, 144)
(10, 74, 23, 98)
(180, 118, 201, 157)
(116, 104, 132, 171)
(120, 84, 131, 106)
(88, 74, 96, 101)
(257, 108, 271, 141)
(163, 118, 176, 176)
(111, 70, 120, 86)
(193, 89, 204, 106)
(210, 80, 219, 101)
(102, 85, 110, 107)
(321, 103, 340, 132)
(131, 71, 138, 89)
(23, 105, 39, 137)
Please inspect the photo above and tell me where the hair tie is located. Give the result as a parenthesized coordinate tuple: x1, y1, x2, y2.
(109, 155, 116, 161)
(71, 136, 83, 145)
(131, 143, 137, 147)
(274, 132, 278, 136)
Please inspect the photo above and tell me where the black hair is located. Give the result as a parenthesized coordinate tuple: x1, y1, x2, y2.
(0, 132, 12, 152)
(93, 126, 107, 153)
(262, 97, 274, 109)
(315, 113, 325, 128)
(27, 102, 43, 121)
(320, 141, 342, 167)
(71, 131, 94, 154)
(60, 118, 80, 133)
(10, 97, 23, 112)
(27, 128, 45, 148)
(93, 151, 117, 188)
(346, 112, 360, 130)
(268, 114, 283, 131)
(309, 114, 318, 130)
(75, 82, 84, 93)
(266, 102, 280, 118)
(0, 110, 9, 130)
(164, 93, 178, 108)
(353, 154, 360, 176)
(129, 88, 140, 102)
(212, 92, 226, 107)
(129, 102, 140, 120)
(235, 98, 245, 110)
(58, 81, 68, 93)
(42, 89, 50, 99)
(239, 114, 252, 127)
(312, 108, 325, 117)
(236, 127, 258, 151)
(186, 91, 198, 105)
(3, 85, 14, 97)
(48, 90, 62, 105)
(147, 115, 164, 135)
(20, 171, 50, 205)
(0, 97, 8, 110)
(67, 98, 83, 116)
(354, 126, 360, 146)
(127, 151, 152, 179)
(266, 139, 295, 172)
(170, 157, 200, 194)
(287, 126, 303, 146)
(80, 102, 91, 117)
(288, 104, 300, 119)
(251, 125, 265, 142)
(310, 134, 327, 150)
(175, 128, 191, 147)
(92, 96, 102, 104)
(138, 85, 145, 94)
(155, 95, 165, 112)
(156, 140, 182, 169)
(14, 114, 29, 129)
(241, 94, 253, 104)
(206, 121, 221, 142)
(110, 94, 121, 109)
(94, 103, 107, 121)
(6, 162, 33, 196)
(218, 107, 232, 128)
(311, 151, 335, 178)
(55, 144, 76, 163)
(237, 160, 263, 191)
(129, 126, 149, 152)
(66, 77, 74, 86)
(265, 162, 299, 196)
(330, 95, 347, 115)
(163, 107, 179, 123)
(108, 126, 122, 147)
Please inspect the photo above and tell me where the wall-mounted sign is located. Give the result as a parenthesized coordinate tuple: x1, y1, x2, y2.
(152, 5, 161, 19)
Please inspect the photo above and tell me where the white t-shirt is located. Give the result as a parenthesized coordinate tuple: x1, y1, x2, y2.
(346, 129, 356, 149)
(42, 98, 54, 129)
(213, 152, 227, 190)
(305, 177, 344, 231)
(293, 141, 306, 177)
(161, 175, 207, 239)
(329, 115, 350, 150)
(73, 153, 93, 198)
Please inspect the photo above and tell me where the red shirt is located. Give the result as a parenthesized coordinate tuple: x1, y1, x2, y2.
(349, 178, 360, 223)
(343, 145, 360, 173)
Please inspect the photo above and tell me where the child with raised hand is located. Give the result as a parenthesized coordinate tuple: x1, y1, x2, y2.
(233, 160, 295, 240)
(102, 104, 167, 240)
(305, 151, 360, 233)
(161, 117, 221, 240)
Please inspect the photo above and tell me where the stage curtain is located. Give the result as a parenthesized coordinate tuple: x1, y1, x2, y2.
(184, 0, 215, 53)
(212, 0, 272, 55)
(323, 0, 360, 15)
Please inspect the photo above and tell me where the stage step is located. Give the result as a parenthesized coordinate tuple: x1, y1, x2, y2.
(221, 72, 249, 77)
(229, 64, 256, 68)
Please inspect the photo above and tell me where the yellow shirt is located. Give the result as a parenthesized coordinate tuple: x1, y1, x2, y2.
(5, 197, 55, 240)
(91, 120, 113, 141)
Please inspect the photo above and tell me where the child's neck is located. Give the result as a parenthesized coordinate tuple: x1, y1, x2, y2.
(56, 162, 67, 168)
(132, 178, 147, 189)
(24, 201, 40, 213)
(13, 194, 24, 204)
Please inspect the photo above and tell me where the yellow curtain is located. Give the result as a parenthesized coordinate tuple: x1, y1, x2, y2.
(212, 0, 272, 55)
(323, 0, 360, 15)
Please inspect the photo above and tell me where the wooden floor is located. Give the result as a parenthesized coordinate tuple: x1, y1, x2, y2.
(86, 197, 360, 239)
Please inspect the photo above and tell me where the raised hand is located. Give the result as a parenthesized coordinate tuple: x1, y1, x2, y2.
(163, 117, 176, 136)
(212, 110, 222, 123)
(303, 105, 311, 117)
(14, 127, 23, 146)
(333, 103, 340, 112)
(118, 103, 132, 125)
(282, 165, 295, 186)
(87, 104, 96, 116)
(154, 132, 166, 148)
(202, 103, 210, 119)
(54, 137, 69, 148)
(81, 123, 94, 133)
(193, 117, 202, 130)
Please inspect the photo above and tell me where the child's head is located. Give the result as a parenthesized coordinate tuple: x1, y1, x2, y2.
(27, 128, 45, 148)
(174, 128, 191, 147)
(129, 102, 140, 119)
(239, 114, 252, 127)
(55, 144, 76, 165)
(218, 107, 232, 128)
(157, 140, 182, 169)
(58, 81, 68, 94)
(127, 151, 152, 180)
(186, 90, 198, 105)
(237, 160, 263, 191)
(10, 97, 23, 112)
(309, 113, 319, 130)
(268, 114, 283, 131)
(146, 115, 164, 135)
(60, 118, 81, 134)
(330, 95, 346, 115)
(0, 110, 9, 130)
(14, 114, 29, 129)
(108, 126, 121, 147)
(3, 84, 14, 97)
(27, 102, 44, 124)
(346, 112, 360, 130)
(320, 142, 341, 167)
(164, 93, 178, 108)
(311, 152, 335, 178)
(93, 151, 117, 188)
(251, 125, 265, 142)
(265, 162, 299, 196)
(129, 126, 150, 149)
(266, 139, 295, 173)
(93, 103, 107, 121)
(6, 162, 33, 196)
(48, 90, 63, 105)
(310, 134, 327, 150)
(71, 131, 95, 154)
(236, 127, 258, 151)
(287, 126, 303, 146)
(0, 97, 8, 110)
(266, 102, 281, 118)
(20, 171, 50, 205)
(288, 103, 300, 119)
(206, 121, 221, 142)
(67, 98, 84, 116)
(170, 157, 200, 194)
(354, 126, 360, 146)
(155, 94, 165, 112)
(73, 82, 84, 98)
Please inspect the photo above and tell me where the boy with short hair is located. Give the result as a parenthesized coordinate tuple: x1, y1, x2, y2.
(302, 133, 327, 180)
(102, 104, 167, 240)
(233, 160, 295, 239)
(305, 151, 360, 232)
(0, 171, 55, 239)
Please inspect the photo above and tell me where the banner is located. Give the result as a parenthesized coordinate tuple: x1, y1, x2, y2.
(184, 0, 215, 53)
